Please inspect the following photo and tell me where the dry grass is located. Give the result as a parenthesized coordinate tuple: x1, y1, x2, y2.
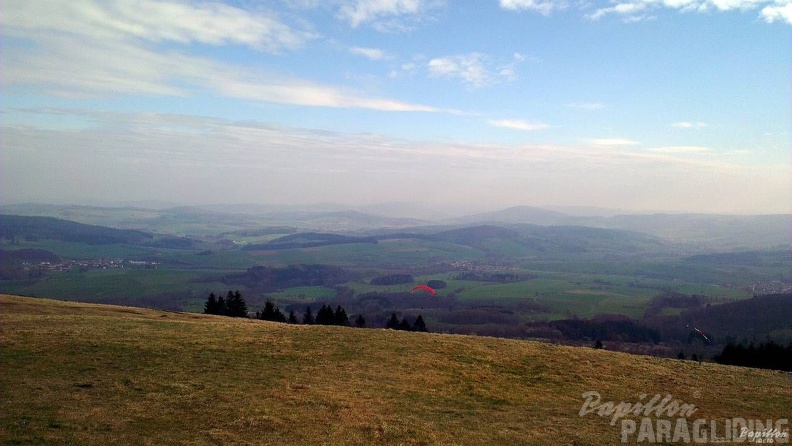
(1, 294, 789, 445)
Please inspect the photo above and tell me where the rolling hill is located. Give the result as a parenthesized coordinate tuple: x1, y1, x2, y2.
(1, 294, 789, 445)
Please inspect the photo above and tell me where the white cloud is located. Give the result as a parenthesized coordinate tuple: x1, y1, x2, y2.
(646, 146, 712, 153)
(566, 102, 607, 110)
(762, 0, 792, 23)
(1, 0, 448, 113)
(336, 0, 443, 29)
(499, 0, 566, 15)
(585, 0, 791, 23)
(587, 2, 652, 21)
(428, 53, 491, 87)
(497, 53, 531, 81)
(1, 0, 315, 52)
(588, 138, 640, 147)
(389, 62, 418, 78)
(671, 121, 708, 129)
(428, 53, 524, 87)
(349, 46, 389, 60)
(488, 119, 550, 131)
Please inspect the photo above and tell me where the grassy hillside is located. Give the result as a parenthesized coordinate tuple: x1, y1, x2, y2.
(1, 294, 789, 445)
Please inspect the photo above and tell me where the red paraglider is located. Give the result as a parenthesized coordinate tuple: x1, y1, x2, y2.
(411, 285, 437, 296)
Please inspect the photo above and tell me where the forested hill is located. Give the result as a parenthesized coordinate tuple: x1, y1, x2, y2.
(0, 215, 152, 245)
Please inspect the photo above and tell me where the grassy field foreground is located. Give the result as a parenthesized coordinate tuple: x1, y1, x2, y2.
(1, 294, 789, 445)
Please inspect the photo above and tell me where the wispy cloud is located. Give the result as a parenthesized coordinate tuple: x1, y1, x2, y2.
(566, 102, 607, 110)
(349, 46, 389, 60)
(5, 109, 788, 212)
(1, 0, 316, 52)
(671, 121, 708, 129)
(497, 53, 531, 82)
(584, 0, 792, 24)
(1, 0, 447, 113)
(588, 138, 640, 147)
(428, 53, 524, 87)
(336, 0, 444, 30)
(499, 0, 567, 15)
(488, 119, 550, 131)
(646, 146, 712, 153)
(428, 53, 492, 87)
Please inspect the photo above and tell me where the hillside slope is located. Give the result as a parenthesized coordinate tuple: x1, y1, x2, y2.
(1, 295, 789, 445)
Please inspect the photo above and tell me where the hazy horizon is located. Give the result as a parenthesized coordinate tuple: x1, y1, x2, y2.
(2, 199, 790, 219)
(2, 1, 790, 214)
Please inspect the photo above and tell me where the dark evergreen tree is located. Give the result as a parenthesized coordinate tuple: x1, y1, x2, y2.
(204, 292, 219, 315)
(397, 317, 412, 331)
(257, 300, 286, 322)
(385, 313, 399, 329)
(287, 310, 298, 324)
(315, 304, 334, 325)
(412, 315, 428, 332)
(216, 293, 227, 315)
(354, 314, 366, 328)
(594, 340, 603, 349)
(226, 290, 248, 318)
(334, 305, 349, 326)
(303, 306, 315, 325)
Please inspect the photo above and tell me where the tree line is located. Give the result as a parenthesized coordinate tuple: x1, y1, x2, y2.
(203, 291, 428, 332)
(713, 340, 792, 372)
(203, 290, 249, 318)
(385, 313, 428, 332)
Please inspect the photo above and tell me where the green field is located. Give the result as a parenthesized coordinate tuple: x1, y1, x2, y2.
(2, 295, 789, 445)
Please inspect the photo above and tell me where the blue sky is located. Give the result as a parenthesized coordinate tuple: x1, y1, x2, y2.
(1, 0, 789, 213)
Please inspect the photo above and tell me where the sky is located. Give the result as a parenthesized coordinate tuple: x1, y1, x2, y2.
(1, 0, 790, 214)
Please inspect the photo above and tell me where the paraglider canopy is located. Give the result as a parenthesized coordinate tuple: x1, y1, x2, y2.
(411, 285, 437, 296)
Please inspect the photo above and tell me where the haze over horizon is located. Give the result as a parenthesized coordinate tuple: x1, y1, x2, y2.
(1, 1, 790, 214)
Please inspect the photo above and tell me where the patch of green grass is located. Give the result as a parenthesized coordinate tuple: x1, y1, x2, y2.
(0, 269, 226, 304)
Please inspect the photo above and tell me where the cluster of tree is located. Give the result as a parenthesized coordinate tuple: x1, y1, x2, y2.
(255, 300, 288, 322)
(142, 236, 195, 249)
(221, 264, 354, 291)
(312, 304, 349, 326)
(204, 291, 248, 318)
(385, 313, 428, 332)
(256, 300, 365, 328)
(370, 274, 414, 285)
(643, 291, 724, 317)
(713, 340, 792, 371)
(426, 280, 447, 289)
(547, 318, 660, 343)
(0, 248, 62, 280)
(644, 293, 792, 344)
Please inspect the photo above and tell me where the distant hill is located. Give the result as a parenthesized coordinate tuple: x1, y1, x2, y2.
(0, 214, 152, 245)
(243, 232, 378, 250)
(446, 205, 571, 226)
(2, 203, 789, 250)
(644, 293, 792, 344)
(432, 224, 670, 259)
(596, 213, 792, 249)
(446, 208, 792, 251)
(2, 294, 789, 445)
